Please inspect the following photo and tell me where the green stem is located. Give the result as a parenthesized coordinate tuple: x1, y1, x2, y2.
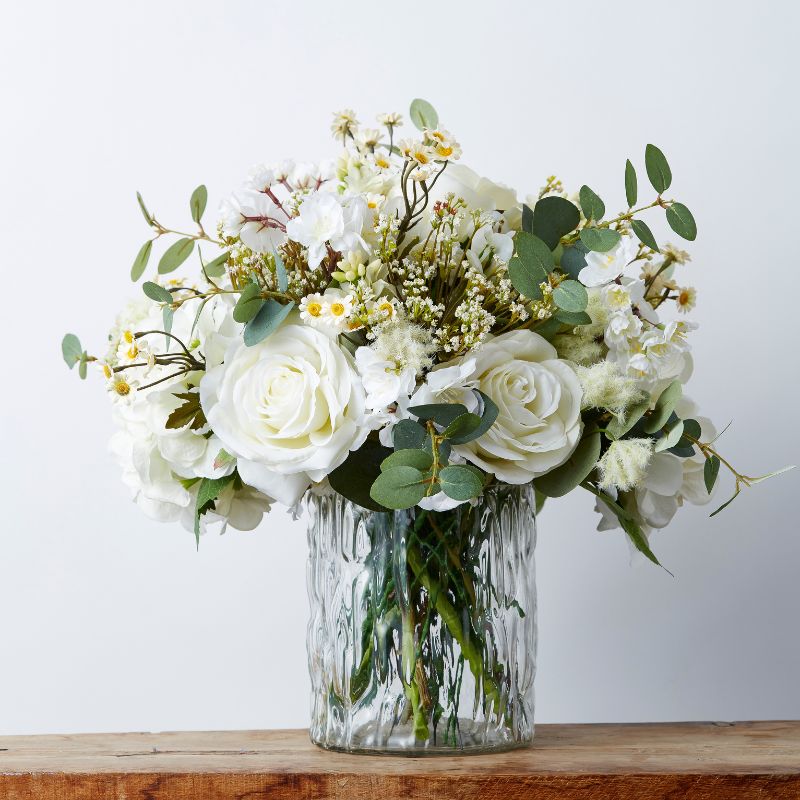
(406, 543, 504, 715)
(401, 607, 429, 739)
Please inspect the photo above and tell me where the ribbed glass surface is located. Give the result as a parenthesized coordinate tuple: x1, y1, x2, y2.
(306, 484, 537, 754)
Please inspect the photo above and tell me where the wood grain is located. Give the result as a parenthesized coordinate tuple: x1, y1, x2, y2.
(1, 721, 798, 799)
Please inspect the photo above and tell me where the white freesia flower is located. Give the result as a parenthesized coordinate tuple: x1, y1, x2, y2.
(578, 235, 639, 287)
(433, 331, 583, 484)
(220, 190, 285, 253)
(355, 346, 416, 411)
(200, 322, 368, 506)
(286, 192, 369, 268)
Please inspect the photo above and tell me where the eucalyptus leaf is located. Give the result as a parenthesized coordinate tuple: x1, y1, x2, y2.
(369, 465, 427, 510)
(232, 283, 264, 323)
(555, 309, 592, 327)
(274, 249, 288, 292)
(625, 159, 637, 207)
(409, 403, 468, 428)
(606, 396, 650, 439)
(580, 227, 621, 253)
(552, 279, 588, 312)
(162, 305, 174, 341)
(535, 432, 601, 498)
(531, 196, 581, 250)
(190, 184, 208, 223)
(61, 333, 82, 369)
(515, 231, 554, 275)
(644, 381, 682, 434)
(158, 237, 195, 274)
(142, 281, 173, 303)
(704, 455, 721, 494)
(203, 251, 229, 279)
(381, 449, 434, 472)
(508, 256, 543, 300)
(655, 419, 685, 452)
(439, 465, 483, 501)
(559, 243, 588, 279)
(393, 419, 427, 450)
(645, 144, 672, 194)
(579, 185, 605, 221)
(130, 240, 153, 281)
(78, 357, 88, 380)
(521, 203, 534, 233)
(666, 202, 697, 241)
(243, 299, 294, 346)
(136, 191, 153, 226)
(409, 98, 438, 131)
(630, 219, 660, 252)
(464, 390, 499, 442)
(442, 413, 482, 443)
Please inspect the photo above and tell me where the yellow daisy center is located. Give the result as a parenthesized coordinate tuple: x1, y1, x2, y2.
(330, 302, 346, 317)
(307, 302, 322, 317)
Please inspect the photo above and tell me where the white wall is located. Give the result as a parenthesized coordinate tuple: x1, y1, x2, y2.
(1, 0, 798, 735)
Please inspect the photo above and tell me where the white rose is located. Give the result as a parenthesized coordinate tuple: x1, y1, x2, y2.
(200, 322, 368, 506)
(422, 331, 583, 484)
(430, 163, 518, 212)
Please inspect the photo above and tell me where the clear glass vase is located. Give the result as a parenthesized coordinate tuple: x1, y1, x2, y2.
(305, 483, 537, 755)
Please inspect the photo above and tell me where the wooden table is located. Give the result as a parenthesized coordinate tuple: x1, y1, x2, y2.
(1, 721, 798, 799)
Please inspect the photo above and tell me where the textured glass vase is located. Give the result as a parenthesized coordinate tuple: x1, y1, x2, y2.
(305, 484, 537, 755)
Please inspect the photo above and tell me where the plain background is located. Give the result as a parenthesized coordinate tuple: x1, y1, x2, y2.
(1, 0, 798, 735)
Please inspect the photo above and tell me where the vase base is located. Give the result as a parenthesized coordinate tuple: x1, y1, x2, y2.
(310, 719, 534, 757)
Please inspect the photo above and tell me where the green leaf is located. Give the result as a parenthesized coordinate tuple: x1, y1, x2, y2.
(579, 227, 621, 253)
(579, 185, 605, 222)
(439, 465, 483, 501)
(666, 202, 697, 241)
(535, 432, 601, 498)
(555, 309, 592, 327)
(203, 251, 229, 279)
(136, 191, 154, 226)
(243, 299, 294, 346)
(645, 144, 672, 194)
(442, 413, 482, 443)
(274, 249, 288, 292)
(369, 466, 427, 509)
(682, 419, 702, 441)
(158, 237, 195, 274)
(619, 510, 664, 569)
(710, 488, 740, 518)
(393, 419, 427, 450)
(142, 281, 173, 303)
(130, 240, 153, 281)
(655, 418, 685, 452)
(704, 455, 721, 494)
(644, 381, 682, 434)
(78, 356, 88, 380)
(213, 449, 236, 471)
(625, 159, 637, 207)
(534, 488, 547, 515)
(61, 334, 82, 369)
(232, 283, 264, 323)
(521, 203, 534, 233)
(559, 243, 588, 280)
(162, 305, 174, 340)
(409, 403, 468, 428)
(630, 219, 660, 252)
(190, 185, 208, 223)
(463, 390, 499, 442)
(508, 257, 543, 300)
(166, 392, 207, 431)
(409, 98, 438, 131)
(194, 473, 236, 545)
(381, 449, 434, 472)
(552, 279, 588, 312)
(531, 196, 581, 250)
(516, 231, 554, 275)
(609, 398, 650, 439)
(328, 438, 392, 512)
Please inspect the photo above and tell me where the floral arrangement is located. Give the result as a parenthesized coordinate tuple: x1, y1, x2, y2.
(63, 98, 791, 568)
